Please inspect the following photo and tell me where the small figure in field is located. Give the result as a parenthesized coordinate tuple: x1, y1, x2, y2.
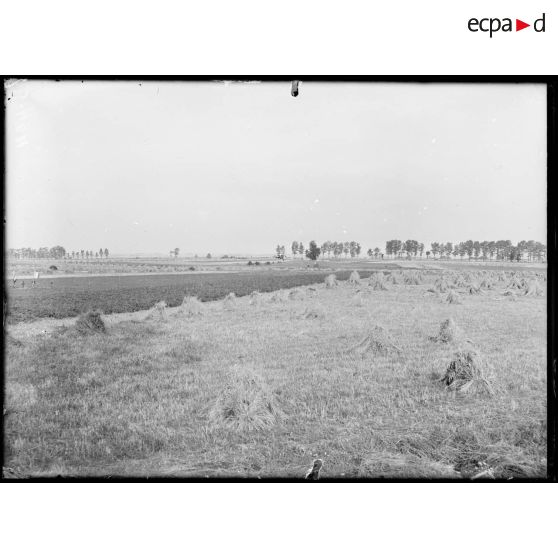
(305, 459, 323, 480)
(21, 280, 25, 288)
(32, 271, 39, 288)
(12, 272, 17, 287)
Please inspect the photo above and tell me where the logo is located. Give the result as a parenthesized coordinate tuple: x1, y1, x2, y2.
(468, 13, 546, 37)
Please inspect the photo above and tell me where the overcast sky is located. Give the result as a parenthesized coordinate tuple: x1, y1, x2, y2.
(5, 80, 546, 256)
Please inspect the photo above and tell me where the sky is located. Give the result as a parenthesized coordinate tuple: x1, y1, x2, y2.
(5, 80, 547, 256)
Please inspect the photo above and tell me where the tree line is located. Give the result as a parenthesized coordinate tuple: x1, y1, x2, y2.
(8, 247, 110, 259)
(426, 240, 546, 262)
(289, 240, 363, 259)
(282, 239, 546, 262)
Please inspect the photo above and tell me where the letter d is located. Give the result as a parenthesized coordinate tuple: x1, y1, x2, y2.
(534, 13, 545, 32)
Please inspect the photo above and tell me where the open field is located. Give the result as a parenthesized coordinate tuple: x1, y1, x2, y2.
(4, 266, 547, 478)
(5, 259, 546, 324)
(7, 270, 365, 324)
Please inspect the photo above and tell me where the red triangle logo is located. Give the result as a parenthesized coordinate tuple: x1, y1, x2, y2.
(516, 19, 530, 31)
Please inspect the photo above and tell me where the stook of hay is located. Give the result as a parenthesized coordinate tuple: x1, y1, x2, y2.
(386, 272, 401, 285)
(467, 282, 483, 295)
(507, 277, 524, 289)
(503, 290, 518, 301)
(434, 277, 450, 293)
(181, 296, 205, 316)
(480, 278, 494, 290)
(445, 290, 462, 304)
(348, 325, 402, 356)
(324, 274, 338, 288)
(523, 280, 543, 297)
(75, 310, 106, 334)
(440, 350, 494, 395)
(249, 291, 262, 306)
(223, 292, 237, 309)
(368, 272, 388, 290)
(348, 270, 361, 285)
(209, 368, 283, 432)
(146, 301, 168, 321)
(430, 318, 464, 344)
(403, 271, 422, 285)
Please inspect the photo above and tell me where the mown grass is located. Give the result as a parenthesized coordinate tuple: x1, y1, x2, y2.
(4, 277, 546, 478)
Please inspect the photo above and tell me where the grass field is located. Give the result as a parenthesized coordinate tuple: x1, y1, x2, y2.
(4, 265, 547, 478)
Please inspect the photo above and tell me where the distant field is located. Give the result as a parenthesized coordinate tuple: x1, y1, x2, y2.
(6, 270, 367, 323)
(5, 260, 546, 324)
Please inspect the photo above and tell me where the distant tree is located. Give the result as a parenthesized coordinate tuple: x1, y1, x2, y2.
(367, 248, 373, 257)
(464, 240, 474, 260)
(298, 242, 305, 258)
(473, 241, 481, 259)
(291, 241, 299, 259)
(419, 243, 424, 258)
(425, 250, 431, 259)
(343, 241, 350, 258)
(100, 248, 104, 259)
(333, 242, 343, 258)
(174, 248, 180, 258)
(355, 242, 362, 257)
(275, 245, 286, 259)
(206, 253, 212, 259)
(349, 241, 357, 257)
(374, 247, 380, 259)
(95, 252, 99, 258)
(49, 246, 66, 259)
(305, 240, 321, 261)
(81, 249, 85, 259)
(430, 242, 440, 259)
(104, 248, 109, 258)
(443, 242, 453, 259)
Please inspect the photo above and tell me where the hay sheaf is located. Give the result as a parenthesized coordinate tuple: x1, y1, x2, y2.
(430, 318, 464, 344)
(180, 296, 205, 316)
(209, 368, 283, 432)
(523, 280, 543, 297)
(440, 350, 494, 395)
(348, 270, 361, 285)
(348, 325, 402, 356)
(507, 277, 525, 290)
(249, 291, 262, 306)
(357, 452, 460, 479)
(75, 310, 107, 333)
(223, 292, 237, 309)
(403, 271, 422, 285)
(368, 272, 388, 291)
(324, 274, 338, 288)
(145, 301, 168, 322)
(445, 290, 462, 304)
(434, 277, 450, 293)
(466, 282, 483, 295)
